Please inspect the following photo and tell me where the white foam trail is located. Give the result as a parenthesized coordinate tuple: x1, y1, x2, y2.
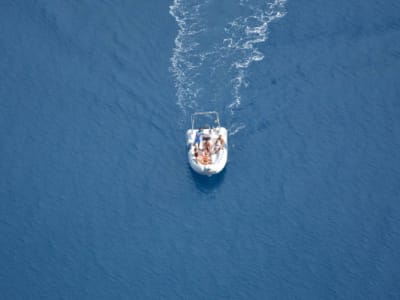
(169, 0, 207, 115)
(229, 123, 246, 136)
(170, 0, 287, 134)
(225, 0, 287, 113)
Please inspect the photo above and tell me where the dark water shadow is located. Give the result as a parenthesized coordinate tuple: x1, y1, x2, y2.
(189, 167, 227, 194)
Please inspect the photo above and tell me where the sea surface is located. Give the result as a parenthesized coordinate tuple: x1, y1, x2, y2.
(1, 0, 400, 299)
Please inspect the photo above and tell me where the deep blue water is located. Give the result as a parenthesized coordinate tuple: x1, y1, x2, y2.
(1, 0, 400, 299)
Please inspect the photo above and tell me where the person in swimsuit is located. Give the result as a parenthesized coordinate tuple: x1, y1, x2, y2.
(194, 146, 200, 162)
(214, 134, 225, 153)
(203, 138, 211, 155)
(201, 152, 211, 165)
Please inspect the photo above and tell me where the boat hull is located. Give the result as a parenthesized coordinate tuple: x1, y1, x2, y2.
(186, 127, 228, 176)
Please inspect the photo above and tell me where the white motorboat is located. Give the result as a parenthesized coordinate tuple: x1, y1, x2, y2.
(186, 111, 228, 176)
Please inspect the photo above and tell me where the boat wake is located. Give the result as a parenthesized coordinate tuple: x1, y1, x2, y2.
(170, 0, 286, 135)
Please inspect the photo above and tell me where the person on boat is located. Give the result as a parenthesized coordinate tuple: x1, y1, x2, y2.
(193, 128, 203, 148)
(203, 138, 212, 155)
(194, 146, 200, 161)
(201, 152, 211, 165)
(214, 134, 225, 153)
(194, 146, 208, 164)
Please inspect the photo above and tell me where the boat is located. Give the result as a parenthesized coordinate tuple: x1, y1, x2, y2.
(186, 111, 228, 176)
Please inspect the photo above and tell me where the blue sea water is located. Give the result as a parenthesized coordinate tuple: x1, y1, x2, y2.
(1, 0, 400, 299)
